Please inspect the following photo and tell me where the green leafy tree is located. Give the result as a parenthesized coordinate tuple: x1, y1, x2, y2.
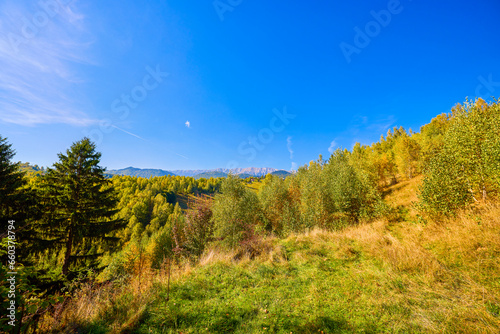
(418, 150, 472, 215)
(35, 138, 125, 276)
(211, 174, 262, 247)
(259, 174, 299, 236)
(445, 99, 500, 201)
(393, 130, 421, 180)
(326, 149, 381, 224)
(183, 198, 213, 257)
(295, 159, 330, 229)
(419, 99, 500, 215)
(169, 202, 186, 254)
(415, 112, 450, 169)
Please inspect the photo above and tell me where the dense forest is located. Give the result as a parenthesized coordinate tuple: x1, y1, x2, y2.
(1, 98, 500, 333)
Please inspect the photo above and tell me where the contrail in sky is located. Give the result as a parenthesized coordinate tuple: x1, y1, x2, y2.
(112, 125, 188, 159)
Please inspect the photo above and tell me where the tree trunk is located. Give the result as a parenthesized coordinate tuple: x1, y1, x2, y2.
(482, 175, 487, 201)
(62, 227, 73, 276)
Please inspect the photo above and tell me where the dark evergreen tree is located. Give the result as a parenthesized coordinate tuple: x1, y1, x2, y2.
(0, 136, 28, 232)
(36, 138, 124, 276)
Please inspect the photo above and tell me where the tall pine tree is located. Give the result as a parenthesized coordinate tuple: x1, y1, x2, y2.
(0, 136, 28, 232)
(36, 138, 124, 276)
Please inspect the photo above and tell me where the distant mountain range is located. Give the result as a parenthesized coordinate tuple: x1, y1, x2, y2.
(170, 167, 278, 177)
(106, 167, 291, 179)
(18, 163, 292, 179)
(106, 167, 176, 178)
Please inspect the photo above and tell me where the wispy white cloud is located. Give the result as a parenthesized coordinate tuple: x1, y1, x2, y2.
(0, 0, 96, 127)
(185, 120, 190, 128)
(332, 114, 397, 149)
(286, 136, 293, 159)
(328, 140, 337, 154)
(366, 115, 397, 135)
(291, 162, 297, 171)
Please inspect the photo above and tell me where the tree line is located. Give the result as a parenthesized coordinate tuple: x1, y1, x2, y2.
(93, 98, 500, 284)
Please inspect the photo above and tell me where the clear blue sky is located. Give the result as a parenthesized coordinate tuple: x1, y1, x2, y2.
(1, 0, 499, 171)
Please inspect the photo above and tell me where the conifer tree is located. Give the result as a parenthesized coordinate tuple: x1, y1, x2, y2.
(36, 138, 124, 276)
(0, 136, 28, 229)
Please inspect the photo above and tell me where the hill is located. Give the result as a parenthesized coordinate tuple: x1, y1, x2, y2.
(106, 167, 176, 178)
(106, 167, 284, 179)
(237, 173, 254, 179)
(45, 176, 500, 333)
(172, 167, 278, 177)
(270, 169, 291, 177)
(18, 162, 45, 176)
(194, 171, 228, 179)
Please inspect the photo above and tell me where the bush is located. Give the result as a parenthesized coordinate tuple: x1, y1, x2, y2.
(418, 150, 472, 216)
(325, 151, 381, 224)
(183, 198, 214, 257)
(259, 175, 300, 236)
(211, 175, 263, 247)
(419, 99, 500, 215)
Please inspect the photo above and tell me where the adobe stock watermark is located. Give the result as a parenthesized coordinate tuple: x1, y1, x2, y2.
(5, 220, 17, 327)
(226, 106, 296, 169)
(82, 65, 169, 145)
(7, 0, 75, 53)
(213, 0, 243, 21)
(475, 74, 500, 100)
(339, 0, 410, 64)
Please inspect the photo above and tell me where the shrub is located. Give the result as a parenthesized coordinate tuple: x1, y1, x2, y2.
(418, 149, 472, 216)
(419, 99, 500, 215)
(183, 198, 214, 257)
(211, 175, 262, 247)
(259, 175, 300, 236)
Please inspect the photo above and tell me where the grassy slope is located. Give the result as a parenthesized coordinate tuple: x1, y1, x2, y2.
(175, 179, 261, 210)
(246, 179, 264, 193)
(45, 177, 500, 333)
(137, 177, 500, 333)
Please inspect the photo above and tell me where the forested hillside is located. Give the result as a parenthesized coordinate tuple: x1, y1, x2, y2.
(106, 167, 176, 178)
(17, 163, 45, 178)
(1, 98, 500, 333)
(194, 171, 228, 179)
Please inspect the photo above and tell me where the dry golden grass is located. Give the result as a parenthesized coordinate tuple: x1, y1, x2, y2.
(334, 200, 500, 332)
(245, 179, 264, 193)
(383, 175, 423, 218)
(278, 177, 500, 332)
(39, 260, 194, 333)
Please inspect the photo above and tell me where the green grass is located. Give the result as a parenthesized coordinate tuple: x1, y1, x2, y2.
(134, 236, 424, 333)
(130, 207, 500, 333)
